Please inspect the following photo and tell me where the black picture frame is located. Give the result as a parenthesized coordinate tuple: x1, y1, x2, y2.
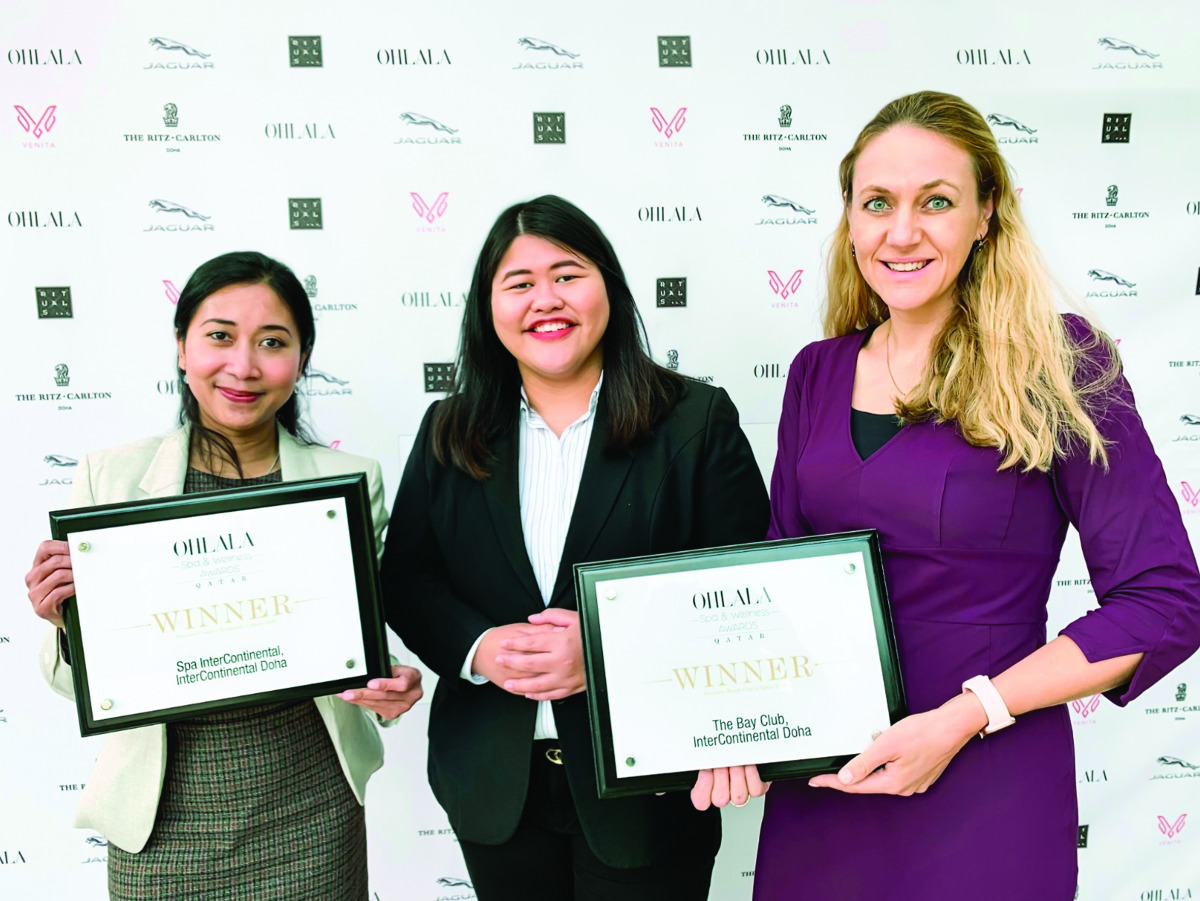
(49, 474, 388, 737)
(574, 530, 907, 798)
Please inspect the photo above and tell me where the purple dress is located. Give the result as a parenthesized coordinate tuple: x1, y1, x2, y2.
(753, 318, 1200, 900)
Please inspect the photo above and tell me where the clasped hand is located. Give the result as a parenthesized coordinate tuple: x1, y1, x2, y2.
(472, 609, 586, 701)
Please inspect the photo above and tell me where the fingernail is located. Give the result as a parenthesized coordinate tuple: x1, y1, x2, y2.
(807, 779, 817, 787)
(367, 681, 380, 690)
(339, 691, 355, 700)
(838, 769, 853, 784)
(503, 681, 514, 690)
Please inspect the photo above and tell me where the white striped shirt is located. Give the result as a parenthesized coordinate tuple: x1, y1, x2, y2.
(460, 373, 603, 741)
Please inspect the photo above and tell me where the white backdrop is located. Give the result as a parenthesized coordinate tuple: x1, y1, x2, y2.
(3, 1, 1198, 898)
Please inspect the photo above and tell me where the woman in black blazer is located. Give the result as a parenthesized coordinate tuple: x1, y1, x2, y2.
(382, 195, 769, 900)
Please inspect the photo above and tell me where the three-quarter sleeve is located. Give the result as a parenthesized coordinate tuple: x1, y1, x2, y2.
(1054, 334, 1200, 706)
(768, 345, 816, 540)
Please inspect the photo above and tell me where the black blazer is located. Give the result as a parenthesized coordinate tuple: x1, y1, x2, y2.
(382, 381, 769, 868)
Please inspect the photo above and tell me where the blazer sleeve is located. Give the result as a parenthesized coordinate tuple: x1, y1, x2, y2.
(690, 387, 771, 547)
(767, 345, 816, 540)
(364, 458, 389, 565)
(1054, 333, 1200, 706)
(38, 452, 99, 698)
(380, 403, 500, 678)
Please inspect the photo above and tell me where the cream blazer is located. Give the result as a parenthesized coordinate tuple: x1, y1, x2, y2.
(38, 424, 391, 853)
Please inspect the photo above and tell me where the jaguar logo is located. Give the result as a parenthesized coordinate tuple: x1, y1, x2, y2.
(1180, 415, 1200, 426)
(762, 195, 815, 214)
(1158, 756, 1200, 771)
(149, 199, 211, 220)
(85, 836, 108, 847)
(1087, 269, 1135, 288)
(436, 877, 473, 888)
(306, 368, 349, 385)
(148, 37, 211, 58)
(517, 37, 579, 58)
(44, 454, 78, 467)
(986, 113, 1037, 134)
(398, 112, 458, 134)
(1097, 37, 1159, 58)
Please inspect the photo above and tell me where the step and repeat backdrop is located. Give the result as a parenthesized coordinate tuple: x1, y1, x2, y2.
(2, 1, 1198, 898)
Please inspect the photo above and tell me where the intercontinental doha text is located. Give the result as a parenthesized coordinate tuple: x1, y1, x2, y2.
(694, 713, 812, 748)
(175, 644, 287, 684)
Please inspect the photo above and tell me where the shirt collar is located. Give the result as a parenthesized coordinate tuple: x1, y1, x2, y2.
(519, 371, 604, 426)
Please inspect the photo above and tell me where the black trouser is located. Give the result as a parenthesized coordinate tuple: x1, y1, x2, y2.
(458, 741, 716, 901)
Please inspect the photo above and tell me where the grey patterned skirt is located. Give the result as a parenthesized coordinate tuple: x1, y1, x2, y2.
(107, 699, 366, 900)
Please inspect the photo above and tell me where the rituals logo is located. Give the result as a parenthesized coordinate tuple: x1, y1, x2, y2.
(1094, 36, 1162, 70)
(651, 107, 686, 146)
(36, 287, 72, 318)
(289, 198, 323, 229)
(755, 48, 831, 66)
(767, 269, 803, 307)
(656, 278, 687, 308)
(1102, 113, 1131, 144)
(146, 37, 212, 69)
(533, 112, 565, 144)
(377, 47, 452, 66)
(955, 48, 1032, 65)
(986, 113, 1038, 144)
(658, 36, 692, 67)
(424, 363, 455, 393)
(1077, 825, 1088, 849)
(14, 104, 57, 148)
(515, 37, 581, 69)
(411, 192, 449, 231)
(395, 112, 461, 145)
(289, 36, 322, 67)
(744, 106, 827, 149)
(1085, 269, 1137, 298)
(757, 194, 817, 226)
(8, 48, 82, 66)
(146, 199, 213, 231)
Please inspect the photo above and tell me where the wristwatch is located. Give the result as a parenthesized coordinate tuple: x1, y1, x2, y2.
(962, 675, 1016, 738)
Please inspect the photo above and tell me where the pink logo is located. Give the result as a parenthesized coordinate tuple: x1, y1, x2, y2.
(163, 279, 180, 305)
(14, 104, 57, 138)
(1182, 482, 1200, 508)
(410, 192, 448, 223)
(651, 107, 687, 138)
(1157, 813, 1187, 838)
(768, 269, 803, 299)
(328, 440, 342, 450)
(1071, 694, 1101, 718)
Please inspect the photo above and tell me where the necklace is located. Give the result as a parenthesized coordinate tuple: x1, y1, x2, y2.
(884, 321, 908, 396)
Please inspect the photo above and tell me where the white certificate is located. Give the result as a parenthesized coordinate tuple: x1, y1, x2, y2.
(575, 532, 905, 796)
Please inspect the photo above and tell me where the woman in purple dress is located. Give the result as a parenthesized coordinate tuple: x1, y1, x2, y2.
(694, 91, 1200, 899)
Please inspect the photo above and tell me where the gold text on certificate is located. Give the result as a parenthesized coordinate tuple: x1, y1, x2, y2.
(152, 595, 294, 633)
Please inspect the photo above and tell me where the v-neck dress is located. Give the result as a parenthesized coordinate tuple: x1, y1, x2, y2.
(753, 317, 1200, 900)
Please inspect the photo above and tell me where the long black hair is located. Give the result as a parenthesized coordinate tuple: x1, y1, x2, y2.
(433, 195, 686, 480)
(174, 250, 316, 476)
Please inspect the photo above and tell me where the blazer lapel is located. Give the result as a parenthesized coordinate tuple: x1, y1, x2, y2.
(550, 391, 633, 607)
(135, 427, 190, 499)
(481, 421, 544, 608)
(277, 425, 320, 482)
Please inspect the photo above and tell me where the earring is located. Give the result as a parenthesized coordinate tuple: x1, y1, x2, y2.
(181, 373, 188, 384)
(850, 244, 856, 258)
(973, 237, 986, 253)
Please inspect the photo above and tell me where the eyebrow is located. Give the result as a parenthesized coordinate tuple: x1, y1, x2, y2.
(499, 259, 587, 281)
(201, 318, 294, 335)
(859, 179, 961, 197)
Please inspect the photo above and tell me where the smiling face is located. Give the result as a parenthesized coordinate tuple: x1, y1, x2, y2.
(490, 234, 609, 388)
(176, 282, 308, 441)
(848, 124, 994, 322)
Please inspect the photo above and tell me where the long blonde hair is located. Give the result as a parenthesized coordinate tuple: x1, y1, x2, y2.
(826, 91, 1116, 472)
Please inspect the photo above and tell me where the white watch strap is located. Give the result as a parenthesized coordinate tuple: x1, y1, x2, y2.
(962, 675, 1016, 737)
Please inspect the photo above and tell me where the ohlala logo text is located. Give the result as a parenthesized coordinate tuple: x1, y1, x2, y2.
(673, 656, 814, 689)
(172, 532, 253, 556)
(152, 594, 293, 633)
(692, 585, 773, 608)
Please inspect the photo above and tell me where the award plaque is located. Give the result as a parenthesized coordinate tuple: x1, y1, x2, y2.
(574, 530, 906, 797)
(49, 474, 388, 736)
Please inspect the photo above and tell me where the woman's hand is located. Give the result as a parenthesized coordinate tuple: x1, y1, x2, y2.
(471, 622, 562, 690)
(25, 540, 74, 629)
(691, 766, 770, 810)
(339, 665, 424, 720)
(807, 693, 987, 796)
(493, 608, 586, 701)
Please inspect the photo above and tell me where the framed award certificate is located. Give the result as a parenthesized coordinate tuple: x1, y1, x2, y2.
(574, 530, 907, 797)
(49, 474, 388, 737)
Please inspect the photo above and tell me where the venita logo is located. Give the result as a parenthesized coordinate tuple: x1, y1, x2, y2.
(8, 210, 82, 228)
(395, 112, 461, 145)
(289, 36, 323, 67)
(768, 269, 803, 308)
(986, 113, 1038, 144)
(1181, 482, 1200, 511)
(36, 287, 72, 318)
(299, 368, 351, 396)
(1071, 694, 1102, 722)
(164, 279, 181, 304)
(1152, 756, 1200, 781)
(1085, 269, 1137, 298)
(145, 199, 213, 232)
(8, 48, 81, 66)
(533, 112, 565, 144)
(14, 104, 57, 148)
(956, 47, 1032, 65)
(264, 122, 335, 141)
(755, 47, 831, 66)
(651, 107, 686, 147)
(146, 37, 212, 69)
(757, 194, 816, 226)
(656, 277, 687, 308)
(744, 105, 827, 150)
(658, 36, 691, 67)
(424, 363, 455, 393)
(1158, 814, 1187, 844)
(1094, 36, 1162, 70)
(638, 205, 701, 223)
(1102, 113, 1131, 144)
(515, 37, 581, 70)
(377, 47, 451, 66)
(411, 192, 448, 232)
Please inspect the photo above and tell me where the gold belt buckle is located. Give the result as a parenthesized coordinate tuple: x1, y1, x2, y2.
(544, 747, 563, 765)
